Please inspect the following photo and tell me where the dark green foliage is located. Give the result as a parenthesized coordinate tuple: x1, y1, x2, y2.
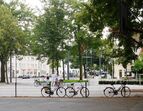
(32, 0, 70, 74)
(0, 1, 33, 82)
(99, 80, 143, 85)
(81, 0, 143, 68)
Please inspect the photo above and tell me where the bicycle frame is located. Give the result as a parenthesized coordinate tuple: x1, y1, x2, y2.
(35, 79, 41, 83)
(51, 86, 59, 93)
(70, 83, 84, 95)
(111, 83, 126, 94)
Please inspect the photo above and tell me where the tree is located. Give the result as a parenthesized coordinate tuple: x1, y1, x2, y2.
(0, 0, 34, 83)
(54, 0, 106, 80)
(132, 53, 143, 80)
(133, 54, 143, 73)
(80, 0, 143, 68)
(7, 0, 35, 52)
(0, 5, 25, 82)
(32, 0, 70, 75)
(69, 0, 110, 80)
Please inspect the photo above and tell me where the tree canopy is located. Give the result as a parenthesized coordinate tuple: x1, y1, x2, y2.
(32, 0, 72, 75)
(80, 0, 143, 67)
(0, 0, 142, 82)
(0, 0, 34, 82)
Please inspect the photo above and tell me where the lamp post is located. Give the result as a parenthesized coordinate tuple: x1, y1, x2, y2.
(15, 55, 23, 97)
(15, 55, 17, 97)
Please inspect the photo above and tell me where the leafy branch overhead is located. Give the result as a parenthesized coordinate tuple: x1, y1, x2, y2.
(80, 0, 143, 67)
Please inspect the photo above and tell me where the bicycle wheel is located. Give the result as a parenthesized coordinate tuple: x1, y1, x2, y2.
(80, 87, 90, 97)
(103, 87, 114, 97)
(41, 86, 51, 97)
(121, 86, 131, 97)
(56, 87, 66, 97)
(66, 87, 75, 98)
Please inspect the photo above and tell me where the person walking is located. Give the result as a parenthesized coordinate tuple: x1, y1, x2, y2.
(46, 76, 51, 89)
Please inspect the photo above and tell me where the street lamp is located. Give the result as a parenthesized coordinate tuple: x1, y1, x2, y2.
(15, 55, 23, 97)
(15, 55, 17, 97)
(10, 51, 15, 83)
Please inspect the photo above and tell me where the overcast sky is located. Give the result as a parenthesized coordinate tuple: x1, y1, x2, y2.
(5, 0, 42, 9)
(19, 0, 43, 15)
(24, 0, 42, 9)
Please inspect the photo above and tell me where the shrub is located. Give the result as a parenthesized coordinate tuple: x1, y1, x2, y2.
(63, 79, 88, 83)
(99, 80, 143, 85)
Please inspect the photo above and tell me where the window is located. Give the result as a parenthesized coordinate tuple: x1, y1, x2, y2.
(119, 70, 122, 78)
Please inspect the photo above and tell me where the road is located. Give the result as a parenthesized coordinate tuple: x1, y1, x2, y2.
(0, 97, 143, 111)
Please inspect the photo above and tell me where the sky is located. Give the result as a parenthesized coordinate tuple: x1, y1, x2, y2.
(4, 0, 110, 38)
(23, 0, 42, 9)
(5, 0, 43, 10)
(23, 0, 43, 15)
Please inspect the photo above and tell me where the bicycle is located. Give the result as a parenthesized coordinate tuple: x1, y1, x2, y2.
(34, 79, 41, 87)
(103, 81, 131, 97)
(41, 82, 66, 97)
(65, 83, 90, 98)
(34, 79, 46, 87)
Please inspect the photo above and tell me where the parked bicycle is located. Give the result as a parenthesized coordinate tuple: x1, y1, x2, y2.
(103, 81, 131, 97)
(66, 83, 90, 98)
(34, 79, 46, 87)
(41, 81, 66, 97)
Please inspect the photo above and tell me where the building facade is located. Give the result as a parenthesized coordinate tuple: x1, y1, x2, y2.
(114, 63, 134, 79)
(7, 55, 50, 77)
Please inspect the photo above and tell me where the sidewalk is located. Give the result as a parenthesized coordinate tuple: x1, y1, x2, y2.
(88, 78, 143, 97)
(0, 78, 143, 97)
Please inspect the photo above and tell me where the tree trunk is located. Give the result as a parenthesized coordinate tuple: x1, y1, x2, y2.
(52, 59, 54, 74)
(56, 60, 59, 76)
(10, 54, 12, 83)
(78, 42, 83, 80)
(83, 64, 87, 79)
(62, 59, 65, 80)
(5, 62, 9, 84)
(79, 57, 83, 80)
(1, 60, 6, 82)
(75, 26, 83, 80)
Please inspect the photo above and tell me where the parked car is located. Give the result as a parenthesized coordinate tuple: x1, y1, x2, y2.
(22, 75, 30, 79)
(18, 75, 23, 78)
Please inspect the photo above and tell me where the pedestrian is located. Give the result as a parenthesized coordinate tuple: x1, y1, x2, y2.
(46, 76, 51, 89)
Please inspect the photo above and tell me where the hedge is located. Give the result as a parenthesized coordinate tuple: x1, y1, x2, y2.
(63, 79, 88, 83)
(99, 80, 143, 85)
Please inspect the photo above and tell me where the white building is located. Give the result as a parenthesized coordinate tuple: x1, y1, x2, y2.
(7, 55, 51, 77)
(114, 63, 134, 79)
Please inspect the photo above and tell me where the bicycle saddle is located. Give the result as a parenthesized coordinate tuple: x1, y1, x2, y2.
(71, 83, 74, 86)
(121, 81, 126, 85)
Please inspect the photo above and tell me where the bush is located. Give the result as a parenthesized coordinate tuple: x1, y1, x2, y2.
(99, 80, 143, 85)
(63, 79, 88, 83)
